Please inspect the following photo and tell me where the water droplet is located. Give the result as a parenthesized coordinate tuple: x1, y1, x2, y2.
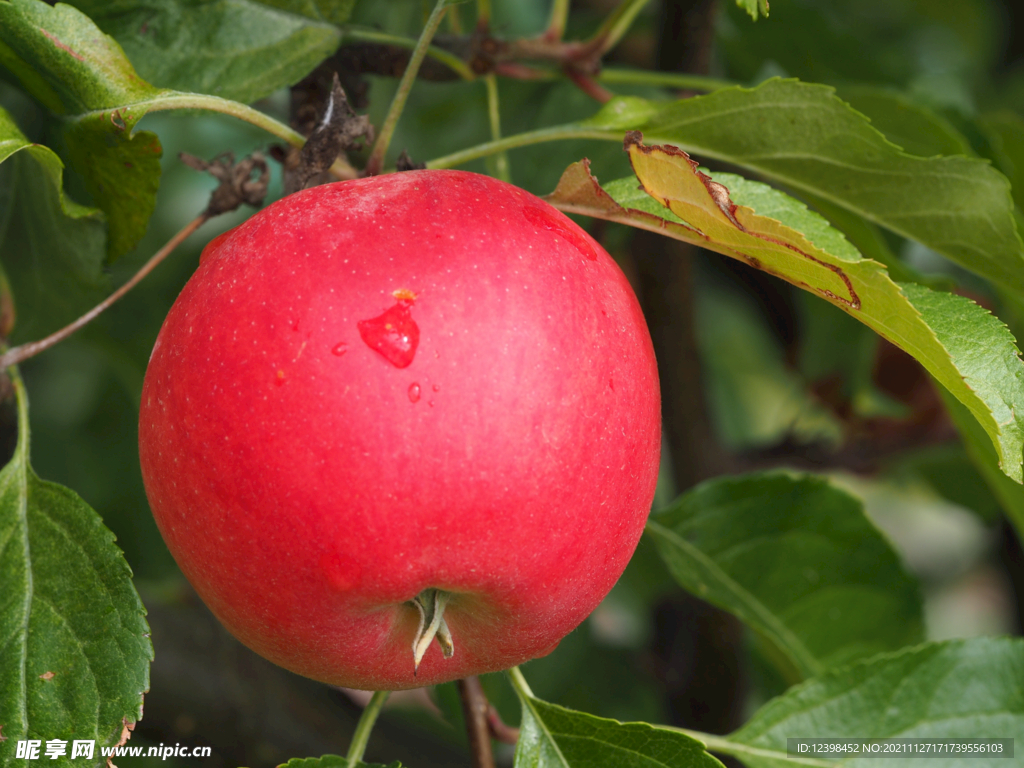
(609, 378, 615, 391)
(522, 205, 599, 261)
(408, 383, 421, 403)
(275, 370, 286, 386)
(331, 342, 349, 357)
(357, 302, 420, 368)
(432, 384, 440, 392)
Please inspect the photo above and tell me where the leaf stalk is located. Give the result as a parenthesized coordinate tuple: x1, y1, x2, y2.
(365, 0, 451, 176)
(344, 690, 390, 768)
(483, 74, 511, 181)
(426, 125, 618, 169)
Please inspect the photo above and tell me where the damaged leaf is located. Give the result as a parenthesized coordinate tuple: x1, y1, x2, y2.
(578, 79, 1024, 295)
(179, 151, 270, 216)
(289, 73, 372, 193)
(548, 140, 1024, 482)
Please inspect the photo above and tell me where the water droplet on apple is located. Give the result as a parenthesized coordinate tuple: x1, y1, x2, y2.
(331, 342, 349, 356)
(432, 384, 440, 392)
(275, 370, 286, 386)
(408, 383, 421, 403)
(357, 301, 420, 368)
(521, 205, 598, 261)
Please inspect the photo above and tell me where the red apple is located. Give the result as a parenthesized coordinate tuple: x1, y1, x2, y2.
(139, 169, 661, 690)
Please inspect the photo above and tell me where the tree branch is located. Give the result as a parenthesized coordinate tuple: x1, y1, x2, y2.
(457, 677, 496, 768)
(0, 215, 208, 370)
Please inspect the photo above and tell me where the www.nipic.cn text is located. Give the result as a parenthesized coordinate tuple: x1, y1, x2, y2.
(14, 739, 212, 760)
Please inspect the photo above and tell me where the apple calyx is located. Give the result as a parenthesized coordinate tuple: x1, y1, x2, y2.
(410, 588, 454, 672)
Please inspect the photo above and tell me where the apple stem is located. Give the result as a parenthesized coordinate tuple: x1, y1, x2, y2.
(364, 0, 451, 176)
(344, 689, 390, 768)
(411, 588, 454, 672)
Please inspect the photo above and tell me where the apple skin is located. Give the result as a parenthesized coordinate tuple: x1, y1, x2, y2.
(139, 169, 661, 690)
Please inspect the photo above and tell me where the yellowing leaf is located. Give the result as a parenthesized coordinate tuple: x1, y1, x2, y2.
(547, 138, 1024, 483)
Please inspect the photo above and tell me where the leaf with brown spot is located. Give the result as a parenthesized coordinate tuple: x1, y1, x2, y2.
(0, 374, 152, 766)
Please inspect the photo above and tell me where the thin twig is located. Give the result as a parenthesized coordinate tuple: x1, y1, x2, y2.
(494, 61, 553, 79)
(564, 68, 614, 102)
(483, 74, 510, 182)
(476, 0, 491, 30)
(544, 0, 572, 40)
(344, 690, 390, 768)
(486, 703, 520, 744)
(587, 0, 655, 57)
(457, 677, 496, 768)
(0, 215, 208, 370)
(365, 0, 450, 175)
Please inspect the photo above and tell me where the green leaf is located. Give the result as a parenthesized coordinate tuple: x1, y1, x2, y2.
(835, 86, 974, 159)
(715, 638, 1024, 768)
(939, 386, 1024, 541)
(0, 105, 108, 343)
(254, 0, 357, 26)
(63, 0, 343, 105)
(513, 690, 725, 768)
(581, 79, 1024, 296)
(546, 150, 1024, 482)
(63, 118, 162, 260)
(277, 757, 401, 768)
(0, 0, 163, 113)
(0, 371, 152, 767)
(977, 110, 1024, 213)
(0, 0, 165, 259)
(734, 0, 769, 21)
(795, 192, 937, 288)
(646, 471, 923, 681)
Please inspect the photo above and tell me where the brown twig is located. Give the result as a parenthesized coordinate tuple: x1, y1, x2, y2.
(486, 703, 520, 745)
(456, 677, 496, 768)
(563, 68, 614, 102)
(0, 215, 208, 370)
(0, 150, 271, 371)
